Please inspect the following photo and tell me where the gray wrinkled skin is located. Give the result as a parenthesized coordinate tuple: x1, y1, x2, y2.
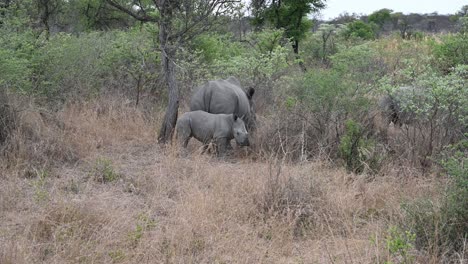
(190, 76, 256, 132)
(175, 110, 249, 156)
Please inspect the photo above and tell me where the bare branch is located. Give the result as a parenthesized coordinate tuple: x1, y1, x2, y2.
(105, 0, 158, 22)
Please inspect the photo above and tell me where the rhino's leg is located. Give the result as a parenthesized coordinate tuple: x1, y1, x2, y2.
(176, 122, 191, 149)
(216, 137, 229, 157)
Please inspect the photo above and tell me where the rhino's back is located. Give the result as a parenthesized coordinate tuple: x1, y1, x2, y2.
(184, 111, 231, 143)
(190, 77, 249, 117)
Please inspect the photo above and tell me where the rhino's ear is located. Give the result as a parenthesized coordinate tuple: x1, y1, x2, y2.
(233, 114, 238, 121)
(246, 87, 255, 99)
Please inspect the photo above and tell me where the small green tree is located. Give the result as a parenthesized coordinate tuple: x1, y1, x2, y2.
(106, 0, 241, 143)
(432, 20, 468, 72)
(368, 8, 392, 31)
(250, 0, 325, 56)
(344, 20, 376, 40)
(314, 23, 346, 63)
(103, 27, 159, 106)
(339, 120, 378, 173)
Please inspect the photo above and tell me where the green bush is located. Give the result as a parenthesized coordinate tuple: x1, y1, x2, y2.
(401, 198, 443, 252)
(298, 44, 378, 122)
(0, 4, 36, 94)
(299, 42, 383, 114)
(301, 24, 346, 65)
(331, 43, 385, 87)
(344, 20, 376, 40)
(402, 137, 467, 255)
(440, 138, 468, 250)
(385, 226, 416, 263)
(31, 27, 159, 104)
(402, 65, 466, 127)
(91, 158, 120, 183)
(193, 33, 244, 63)
(432, 33, 468, 72)
(102, 26, 160, 104)
(339, 120, 379, 173)
(32, 32, 114, 101)
(368, 9, 392, 29)
(210, 42, 289, 85)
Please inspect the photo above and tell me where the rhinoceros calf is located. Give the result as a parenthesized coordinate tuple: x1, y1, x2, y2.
(190, 76, 256, 132)
(175, 110, 250, 155)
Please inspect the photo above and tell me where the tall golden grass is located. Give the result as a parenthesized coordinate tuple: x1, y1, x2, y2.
(0, 97, 464, 263)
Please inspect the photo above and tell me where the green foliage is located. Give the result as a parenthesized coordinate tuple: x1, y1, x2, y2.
(331, 43, 385, 87)
(440, 138, 468, 249)
(302, 23, 346, 64)
(91, 157, 120, 183)
(339, 120, 378, 174)
(193, 33, 244, 63)
(402, 137, 467, 253)
(296, 69, 348, 112)
(108, 249, 126, 263)
(210, 36, 289, 84)
(344, 20, 376, 40)
(298, 45, 383, 162)
(285, 96, 297, 109)
(385, 226, 416, 263)
(251, 0, 325, 52)
(128, 212, 157, 247)
(432, 32, 468, 72)
(382, 64, 468, 130)
(32, 32, 112, 100)
(65, 0, 134, 31)
(32, 169, 50, 203)
(102, 26, 159, 101)
(0, 49, 32, 93)
(29, 28, 159, 103)
(401, 198, 442, 251)
(251, 28, 285, 54)
(368, 8, 393, 28)
(0, 1, 37, 93)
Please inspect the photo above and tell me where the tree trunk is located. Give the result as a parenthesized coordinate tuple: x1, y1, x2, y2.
(158, 51, 179, 143)
(292, 39, 307, 72)
(157, 5, 179, 144)
(40, 0, 51, 40)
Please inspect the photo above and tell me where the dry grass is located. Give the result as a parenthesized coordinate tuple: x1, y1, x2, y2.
(0, 98, 457, 263)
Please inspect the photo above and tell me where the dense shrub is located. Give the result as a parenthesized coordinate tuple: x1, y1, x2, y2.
(32, 32, 112, 101)
(380, 65, 467, 165)
(344, 20, 377, 40)
(402, 138, 467, 257)
(432, 33, 468, 73)
(339, 120, 381, 173)
(439, 138, 468, 250)
(102, 26, 160, 105)
(0, 7, 36, 94)
(193, 33, 244, 63)
(32, 28, 160, 104)
(301, 24, 346, 66)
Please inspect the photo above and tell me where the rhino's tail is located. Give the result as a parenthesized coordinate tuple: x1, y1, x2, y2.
(172, 116, 182, 146)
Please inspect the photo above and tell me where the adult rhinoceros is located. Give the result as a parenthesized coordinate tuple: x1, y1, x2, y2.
(380, 86, 418, 126)
(190, 77, 256, 131)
